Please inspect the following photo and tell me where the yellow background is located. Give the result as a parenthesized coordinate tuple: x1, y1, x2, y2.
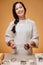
(0, 0, 43, 53)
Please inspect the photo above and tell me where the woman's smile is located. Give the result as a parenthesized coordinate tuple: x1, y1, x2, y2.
(15, 3, 25, 17)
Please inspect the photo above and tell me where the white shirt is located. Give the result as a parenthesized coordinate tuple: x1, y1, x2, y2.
(5, 19, 39, 54)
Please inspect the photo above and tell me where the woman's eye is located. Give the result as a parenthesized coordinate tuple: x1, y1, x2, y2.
(15, 6, 22, 10)
(19, 6, 22, 8)
(15, 8, 18, 10)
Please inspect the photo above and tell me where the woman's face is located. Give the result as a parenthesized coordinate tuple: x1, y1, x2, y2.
(15, 3, 25, 18)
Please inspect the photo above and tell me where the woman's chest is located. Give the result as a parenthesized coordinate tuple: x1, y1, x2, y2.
(16, 22, 33, 35)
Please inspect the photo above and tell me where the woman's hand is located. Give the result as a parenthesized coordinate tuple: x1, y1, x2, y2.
(9, 40, 16, 49)
(10, 43, 16, 49)
(24, 43, 30, 50)
(29, 41, 36, 47)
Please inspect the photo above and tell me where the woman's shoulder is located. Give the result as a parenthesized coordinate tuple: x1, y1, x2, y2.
(27, 18, 35, 23)
(27, 18, 36, 25)
(7, 20, 14, 29)
(9, 20, 14, 25)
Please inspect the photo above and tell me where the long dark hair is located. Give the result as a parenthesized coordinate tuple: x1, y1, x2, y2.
(11, 2, 26, 33)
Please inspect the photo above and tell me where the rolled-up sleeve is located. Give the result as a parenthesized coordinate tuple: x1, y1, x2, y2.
(5, 21, 15, 46)
(29, 21, 39, 47)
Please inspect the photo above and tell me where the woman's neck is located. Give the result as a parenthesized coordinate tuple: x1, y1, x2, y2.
(19, 15, 26, 20)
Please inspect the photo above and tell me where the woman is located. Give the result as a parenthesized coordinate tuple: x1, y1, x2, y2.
(5, 2, 39, 54)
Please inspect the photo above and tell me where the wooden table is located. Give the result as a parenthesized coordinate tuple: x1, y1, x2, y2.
(1, 53, 43, 65)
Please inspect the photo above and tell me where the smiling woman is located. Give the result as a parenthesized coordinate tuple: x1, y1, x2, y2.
(15, 3, 26, 19)
(5, 1, 39, 55)
(0, 0, 43, 53)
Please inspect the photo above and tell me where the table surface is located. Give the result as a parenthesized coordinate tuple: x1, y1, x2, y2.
(1, 53, 43, 65)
